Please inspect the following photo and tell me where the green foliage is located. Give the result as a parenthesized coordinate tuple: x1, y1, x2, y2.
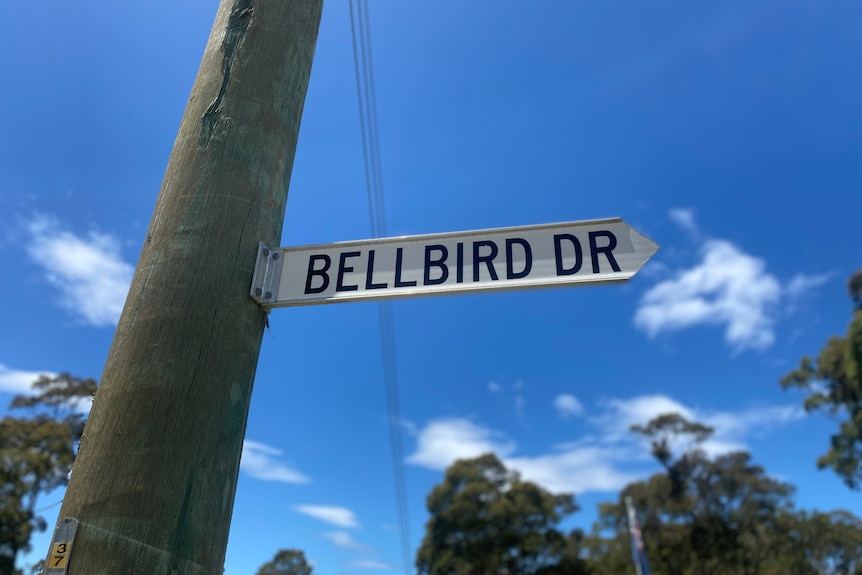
(10, 373, 97, 441)
(789, 510, 862, 574)
(535, 530, 592, 575)
(415, 453, 579, 575)
(255, 548, 313, 575)
(590, 460, 795, 572)
(0, 373, 95, 573)
(631, 412, 714, 470)
(849, 269, 862, 310)
(588, 412, 862, 575)
(781, 269, 862, 489)
(412, 416, 862, 574)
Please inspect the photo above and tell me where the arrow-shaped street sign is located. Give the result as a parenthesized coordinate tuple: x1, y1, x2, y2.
(251, 217, 658, 308)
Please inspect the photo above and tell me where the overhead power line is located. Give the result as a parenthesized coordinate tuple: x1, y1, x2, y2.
(348, 2, 413, 573)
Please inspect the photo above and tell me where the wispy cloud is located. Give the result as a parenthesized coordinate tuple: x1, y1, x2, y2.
(669, 207, 699, 236)
(406, 418, 515, 470)
(487, 380, 528, 419)
(553, 394, 584, 418)
(406, 417, 637, 494)
(347, 560, 396, 570)
(785, 273, 831, 300)
(323, 531, 370, 551)
(407, 394, 803, 494)
(635, 212, 829, 352)
(295, 505, 359, 528)
(507, 446, 640, 494)
(25, 214, 134, 326)
(0, 364, 52, 395)
(596, 395, 805, 458)
(699, 404, 804, 456)
(240, 440, 310, 484)
(595, 395, 695, 444)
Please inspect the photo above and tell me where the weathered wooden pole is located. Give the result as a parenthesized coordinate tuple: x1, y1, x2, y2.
(50, 1, 323, 573)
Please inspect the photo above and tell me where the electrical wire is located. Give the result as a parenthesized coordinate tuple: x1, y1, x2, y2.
(35, 499, 63, 514)
(348, 2, 413, 572)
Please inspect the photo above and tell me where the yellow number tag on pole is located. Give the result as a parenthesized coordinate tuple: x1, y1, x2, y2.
(45, 518, 78, 574)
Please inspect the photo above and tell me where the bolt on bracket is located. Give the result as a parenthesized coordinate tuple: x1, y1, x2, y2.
(249, 242, 284, 308)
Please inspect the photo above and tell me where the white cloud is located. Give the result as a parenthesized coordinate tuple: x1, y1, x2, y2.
(25, 215, 134, 326)
(398, 417, 418, 436)
(347, 560, 396, 570)
(636, 212, 830, 352)
(406, 417, 637, 493)
(598, 395, 804, 458)
(507, 446, 640, 493)
(635, 240, 782, 351)
(74, 396, 94, 416)
(597, 395, 695, 442)
(406, 418, 516, 470)
(404, 417, 635, 493)
(0, 366, 92, 414)
(669, 207, 699, 235)
(240, 440, 310, 484)
(702, 404, 804, 451)
(0, 364, 52, 394)
(785, 273, 831, 300)
(487, 382, 501, 393)
(323, 531, 369, 551)
(407, 395, 803, 495)
(553, 394, 584, 418)
(294, 505, 359, 528)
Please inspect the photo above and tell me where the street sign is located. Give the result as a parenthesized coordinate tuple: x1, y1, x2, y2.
(250, 217, 658, 308)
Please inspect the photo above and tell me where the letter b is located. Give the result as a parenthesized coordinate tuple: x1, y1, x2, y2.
(304, 254, 331, 294)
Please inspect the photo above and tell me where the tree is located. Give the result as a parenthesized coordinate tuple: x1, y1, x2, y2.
(588, 412, 862, 575)
(631, 412, 714, 469)
(415, 453, 578, 575)
(849, 270, 862, 310)
(0, 373, 95, 573)
(537, 529, 593, 575)
(591, 414, 797, 574)
(781, 268, 862, 489)
(10, 373, 97, 437)
(255, 549, 313, 575)
(787, 510, 862, 574)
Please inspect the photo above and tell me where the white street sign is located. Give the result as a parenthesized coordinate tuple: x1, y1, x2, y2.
(250, 217, 658, 308)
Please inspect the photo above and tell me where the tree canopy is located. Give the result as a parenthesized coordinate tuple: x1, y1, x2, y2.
(415, 421, 862, 575)
(781, 268, 862, 489)
(415, 453, 579, 575)
(586, 412, 862, 575)
(0, 373, 95, 574)
(255, 548, 314, 575)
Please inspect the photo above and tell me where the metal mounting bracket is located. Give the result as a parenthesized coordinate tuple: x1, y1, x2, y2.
(249, 242, 284, 309)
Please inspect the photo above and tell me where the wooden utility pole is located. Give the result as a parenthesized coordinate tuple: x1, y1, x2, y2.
(50, 2, 322, 573)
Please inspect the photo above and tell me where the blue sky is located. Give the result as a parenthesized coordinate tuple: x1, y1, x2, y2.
(2, 1, 861, 574)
